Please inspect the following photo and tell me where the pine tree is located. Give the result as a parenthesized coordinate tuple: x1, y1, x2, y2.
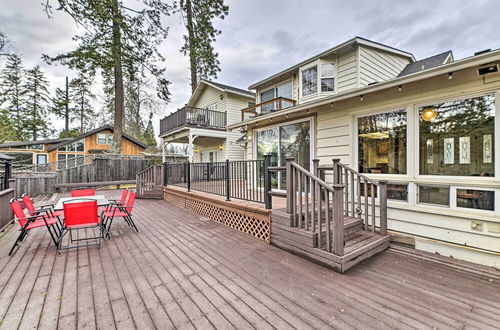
(178, 0, 228, 93)
(43, 0, 172, 152)
(22, 66, 52, 140)
(0, 54, 25, 139)
(0, 108, 16, 143)
(69, 75, 96, 132)
(143, 111, 157, 147)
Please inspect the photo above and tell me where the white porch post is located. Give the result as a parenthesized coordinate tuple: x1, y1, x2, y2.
(162, 141, 169, 163)
(188, 133, 198, 163)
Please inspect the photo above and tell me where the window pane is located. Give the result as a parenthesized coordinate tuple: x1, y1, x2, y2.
(97, 134, 107, 144)
(321, 78, 335, 92)
(388, 184, 408, 201)
(76, 140, 84, 151)
(301, 66, 317, 97)
(418, 186, 449, 206)
(457, 189, 494, 211)
(358, 109, 407, 174)
(6, 152, 33, 168)
(260, 88, 275, 114)
(107, 135, 113, 145)
(256, 128, 279, 188)
(321, 63, 335, 77)
(29, 144, 43, 150)
(419, 94, 495, 176)
(277, 82, 293, 109)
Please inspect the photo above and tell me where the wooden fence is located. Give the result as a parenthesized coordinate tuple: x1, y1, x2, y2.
(11, 158, 149, 197)
(0, 188, 14, 230)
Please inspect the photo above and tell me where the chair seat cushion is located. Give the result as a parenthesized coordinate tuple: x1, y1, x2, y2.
(25, 217, 58, 230)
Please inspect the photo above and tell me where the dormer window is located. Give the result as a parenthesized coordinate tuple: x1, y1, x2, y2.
(321, 63, 335, 92)
(301, 66, 318, 97)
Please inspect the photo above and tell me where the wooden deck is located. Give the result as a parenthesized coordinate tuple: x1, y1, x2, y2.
(0, 190, 499, 329)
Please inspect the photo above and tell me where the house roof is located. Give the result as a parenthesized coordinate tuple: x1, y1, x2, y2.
(228, 48, 500, 130)
(0, 153, 15, 161)
(186, 79, 255, 108)
(0, 137, 73, 148)
(248, 36, 416, 90)
(47, 125, 148, 151)
(398, 51, 454, 77)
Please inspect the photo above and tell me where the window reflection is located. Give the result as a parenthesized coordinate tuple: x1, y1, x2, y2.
(419, 94, 495, 176)
(358, 109, 407, 174)
(456, 189, 494, 211)
(418, 185, 449, 206)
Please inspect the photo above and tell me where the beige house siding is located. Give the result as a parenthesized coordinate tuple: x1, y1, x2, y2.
(358, 45, 411, 86)
(337, 50, 358, 92)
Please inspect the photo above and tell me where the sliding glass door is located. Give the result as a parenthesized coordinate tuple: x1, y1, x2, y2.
(256, 119, 311, 190)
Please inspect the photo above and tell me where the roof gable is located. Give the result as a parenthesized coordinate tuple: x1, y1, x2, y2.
(47, 125, 148, 151)
(187, 79, 254, 107)
(398, 51, 454, 77)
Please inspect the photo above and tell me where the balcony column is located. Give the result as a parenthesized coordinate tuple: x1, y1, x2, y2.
(187, 132, 198, 163)
(162, 141, 169, 163)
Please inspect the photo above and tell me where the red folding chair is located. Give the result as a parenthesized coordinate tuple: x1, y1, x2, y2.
(102, 191, 138, 237)
(22, 193, 64, 219)
(9, 198, 61, 255)
(70, 189, 96, 197)
(99, 189, 129, 213)
(58, 199, 102, 251)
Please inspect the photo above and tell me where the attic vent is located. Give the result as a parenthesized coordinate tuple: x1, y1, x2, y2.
(474, 49, 491, 56)
(368, 81, 379, 86)
(477, 64, 499, 75)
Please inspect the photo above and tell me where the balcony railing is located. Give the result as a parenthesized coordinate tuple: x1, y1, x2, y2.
(160, 106, 227, 136)
(241, 97, 297, 121)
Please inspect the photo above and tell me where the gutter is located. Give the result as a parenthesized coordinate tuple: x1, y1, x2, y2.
(228, 49, 500, 130)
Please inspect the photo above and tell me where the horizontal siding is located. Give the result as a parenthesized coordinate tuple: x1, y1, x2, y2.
(359, 46, 410, 86)
(337, 51, 358, 92)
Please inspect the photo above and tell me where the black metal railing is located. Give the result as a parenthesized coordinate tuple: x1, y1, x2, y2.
(0, 162, 12, 191)
(164, 158, 271, 204)
(160, 106, 227, 135)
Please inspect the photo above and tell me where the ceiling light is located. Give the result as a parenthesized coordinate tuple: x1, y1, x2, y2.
(448, 72, 453, 80)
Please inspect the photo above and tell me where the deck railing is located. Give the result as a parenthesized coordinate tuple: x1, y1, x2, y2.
(240, 97, 297, 121)
(136, 165, 163, 198)
(0, 162, 12, 191)
(164, 159, 267, 203)
(318, 159, 387, 235)
(160, 106, 227, 135)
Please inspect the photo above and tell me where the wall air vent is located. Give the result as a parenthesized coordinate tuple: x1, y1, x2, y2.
(474, 49, 491, 56)
(477, 64, 499, 76)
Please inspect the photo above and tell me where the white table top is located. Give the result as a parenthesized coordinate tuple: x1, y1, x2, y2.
(54, 195, 110, 210)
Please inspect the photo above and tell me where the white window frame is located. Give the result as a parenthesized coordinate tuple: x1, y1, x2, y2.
(414, 91, 499, 182)
(97, 134, 108, 145)
(299, 61, 319, 99)
(320, 61, 336, 93)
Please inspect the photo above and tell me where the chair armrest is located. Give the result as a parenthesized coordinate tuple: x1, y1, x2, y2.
(39, 203, 55, 208)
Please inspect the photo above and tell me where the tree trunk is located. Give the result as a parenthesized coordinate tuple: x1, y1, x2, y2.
(81, 90, 84, 132)
(112, 0, 124, 153)
(185, 0, 197, 94)
(33, 80, 37, 141)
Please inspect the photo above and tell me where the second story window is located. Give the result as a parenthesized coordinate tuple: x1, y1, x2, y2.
(301, 66, 317, 97)
(321, 63, 335, 92)
(97, 134, 113, 145)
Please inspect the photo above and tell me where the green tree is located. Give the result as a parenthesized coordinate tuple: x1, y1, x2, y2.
(0, 54, 25, 139)
(178, 0, 228, 93)
(22, 65, 52, 140)
(69, 75, 96, 132)
(0, 108, 17, 143)
(43, 0, 172, 152)
(143, 111, 157, 147)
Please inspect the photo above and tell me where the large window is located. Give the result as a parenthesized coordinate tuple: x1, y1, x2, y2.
(301, 66, 317, 97)
(358, 109, 407, 174)
(260, 81, 293, 114)
(256, 120, 311, 190)
(419, 94, 495, 176)
(58, 139, 85, 152)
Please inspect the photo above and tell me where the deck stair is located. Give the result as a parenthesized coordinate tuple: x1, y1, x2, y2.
(267, 158, 390, 273)
(136, 165, 163, 199)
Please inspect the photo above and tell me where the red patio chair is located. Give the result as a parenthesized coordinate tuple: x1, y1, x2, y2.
(102, 191, 138, 237)
(70, 189, 96, 197)
(99, 189, 129, 213)
(22, 193, 64, 219)
(58, 199, 102, 251)
(9, 198, 60, 255)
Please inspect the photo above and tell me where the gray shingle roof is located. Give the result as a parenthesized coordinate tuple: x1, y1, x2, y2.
(398, 51, 453, 77)
(201, 79, 255, 97)
(0, 137, 73, 148)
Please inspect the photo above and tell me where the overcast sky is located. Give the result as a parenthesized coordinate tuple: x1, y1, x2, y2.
(1, 0, 500, 136)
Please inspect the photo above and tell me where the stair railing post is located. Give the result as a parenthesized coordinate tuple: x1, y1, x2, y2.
(379, 180, 388, 235)
(187, 161, 191, 192)
(312, 159, 320, 176)
(263, 154, 272, 209)
(163, 162, 168, 186)
(225, 159, 231, 201)
(285, 157, 295, 214)
(332, 183, 345, 256)
(332, 158, 340, 185)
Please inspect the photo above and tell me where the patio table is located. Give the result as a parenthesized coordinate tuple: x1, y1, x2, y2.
(54, 195, 110, 211)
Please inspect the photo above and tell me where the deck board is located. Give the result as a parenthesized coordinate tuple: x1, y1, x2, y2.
(0, 190, 499, 329)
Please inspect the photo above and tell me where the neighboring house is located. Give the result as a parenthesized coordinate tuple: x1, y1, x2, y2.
(228, 36, 500, 267)
(0, 125, 147, 169)
(159, 79, 255, 163)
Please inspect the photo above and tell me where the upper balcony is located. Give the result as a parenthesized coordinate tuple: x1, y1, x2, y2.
(240, 97, 297, 121)
(160, 106, 227, 136)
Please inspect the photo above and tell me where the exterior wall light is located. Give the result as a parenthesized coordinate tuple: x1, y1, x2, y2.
(219, 144, 224, 151)
(421, 107, 438, 121)
(194, 148, 199, 153)
(448, 72, 453, 80)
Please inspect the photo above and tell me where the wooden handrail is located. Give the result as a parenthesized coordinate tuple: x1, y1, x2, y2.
(240, 97, 297, 120)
